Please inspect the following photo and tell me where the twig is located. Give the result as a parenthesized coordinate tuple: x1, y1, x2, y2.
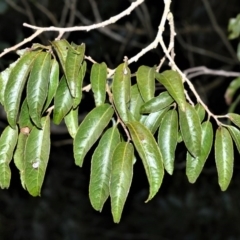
(184, 66, 240, 79)
(23, 0, 144, 32)
(0, 29, 44, 58)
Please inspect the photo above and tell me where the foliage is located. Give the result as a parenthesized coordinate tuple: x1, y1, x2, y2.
(0, 37, 240, 223)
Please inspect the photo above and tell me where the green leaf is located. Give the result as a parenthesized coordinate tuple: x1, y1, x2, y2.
(140, 91, 174, 114)
(43, 59, 59, 112)
(126, 121, 164, 202)
(215, 127, 234, 191)
(73, 61, 86, 108)
(74, 103, 114, 167)
(186, 121, 213, 183)
(24, 116, 51, 196)
(112, 63, 131, 122)
(136, 65, 155, 102)
(90, 62, 107, 106)
(224, 77, 240, 105)
(53, 76, 73, 125)
(0, 57, 21, 106)
(18, 98, 33, 129)
(179, 103, 202, 157)
(158, 109, 178, 175)
(0, 126, 18, 189)
(141, 107, 169, 134)
(226, 125, 240, 154)
(129, 84, 144, 121)
(195, 103, 205, 122)
(156, 70, 186, 111)
(4, 51, 41, 128)
(110, 142, 134, 223)
(13, 132, 28, 189)
(89, 127, 120, 212)
(64, 107, 79, 138)
(228, 113, 240, 128)
(65, 43, 85, 97)
(228, 13, 240, 39)
(27, 52, 51, 128)
(51, 39, 71, 72)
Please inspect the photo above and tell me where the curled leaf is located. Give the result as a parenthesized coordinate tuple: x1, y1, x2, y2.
(156, 70, 186, 111)
(141, 107, 169, 134)
(140, 91, 174, 114)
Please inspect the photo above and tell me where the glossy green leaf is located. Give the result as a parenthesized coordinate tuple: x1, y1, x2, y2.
(215, 127, 234, 191)
(112, 63, 131, 122)
(228, 113, 240, 128)
(89, 127, 120, 212)
(129, 84, 144, 121)
(43, 59, 59, 112)
(226, 125, 240, 154)
(141, 107, 169, 134)
(73, 61, 86, 108)
(225, 77, 240, 105)
(64, 107, 79, 138)
(195, 103, 205, 122)
(140, 91, 174, 114)
(158, 109, 178, 175)
(74, 103, 114, 167)
(136, 65, 155, 102)
(186, 121, 213, 183)
(126, 121, 164, 202)
(27, 52, 51, 128)
(4, 51, 41, 128)
(0, 57, 21, 106)
(53, 76, 73, 125)
(13, 132, 28, 189)
(0, 126, 18, 189)
(24, 116, 51, 196)
(18, 98, 33, 129)
(179, 103, 202, 157)
(110, 142, 134, 223)
(51, 39, 71, 72)
(90, 62, 107, 106)
(156, 70, 186, 111)
(65, 43, 85, 97)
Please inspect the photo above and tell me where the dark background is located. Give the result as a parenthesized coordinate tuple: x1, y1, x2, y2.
(0, 0, 240, 239)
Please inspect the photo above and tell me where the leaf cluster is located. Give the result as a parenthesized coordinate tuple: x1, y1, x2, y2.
(0, 40, 240, 223)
